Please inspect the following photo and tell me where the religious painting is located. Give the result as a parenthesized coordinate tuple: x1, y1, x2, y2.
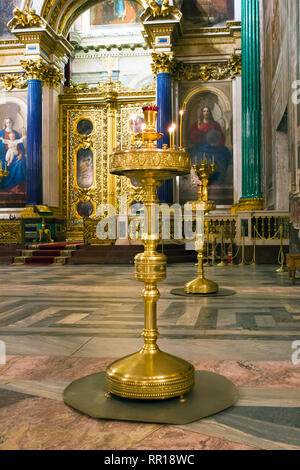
(90, 0, 143, 26)
(130, 115, 145, 134)
(179, 0, 234, 27)
(76, 148, 94, 189)
(0, 91, 27, 207)
(0, 0, 22, 39)
(179, 87, 233, 206)
(76, 118, 94, 136)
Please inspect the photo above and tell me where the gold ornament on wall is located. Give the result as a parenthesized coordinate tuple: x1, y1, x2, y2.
(8, 8, 45, 30)
(173, 54, 242, 81)
(0, 73, 27, 91)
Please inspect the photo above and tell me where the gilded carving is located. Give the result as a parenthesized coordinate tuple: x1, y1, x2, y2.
(173, 54, 242, 81)
(44, 66, 64, 89)
(20, 59, 63, 87)
(143, 0, 181, 20)
(0, 220, 24, 244)
(0, 73, 27, 91)
(83, 217, 115, 246)
(61, 105, 108, 238)
(151, 52, 177, 75)
(8, 8, 45, 30)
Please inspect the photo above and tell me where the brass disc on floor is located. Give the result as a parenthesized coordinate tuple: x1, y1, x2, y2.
(171, 288, 236, 297)
(63, 370, 238, 425)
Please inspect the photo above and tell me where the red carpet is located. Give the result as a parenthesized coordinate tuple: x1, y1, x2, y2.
(12, 242, 83, 266)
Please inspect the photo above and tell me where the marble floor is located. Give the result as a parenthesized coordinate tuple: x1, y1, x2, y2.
(0, 263, 299, 450)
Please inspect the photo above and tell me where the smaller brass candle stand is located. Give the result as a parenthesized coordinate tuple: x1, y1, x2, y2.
(184, 157, 219, 294)
(63, 110, 238, 424)
(0, 166, 8, 183)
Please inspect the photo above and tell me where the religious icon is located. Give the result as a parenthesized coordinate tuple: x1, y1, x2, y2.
(188, 106, 232, 185)
(0, 115, 26, 206)
(76, 148, 94, 189)
(130, 115, 145, 134)
(180, 88, 233, 206)
(91, 0, 143, 26)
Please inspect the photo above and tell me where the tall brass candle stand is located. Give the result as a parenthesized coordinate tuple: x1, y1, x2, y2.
(107, 107, 194, 400)
(63, 108, 238, 424)
(184, 158, 219, 294)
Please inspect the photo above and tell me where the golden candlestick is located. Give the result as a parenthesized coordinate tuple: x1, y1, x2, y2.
(179, 110, 184, 148)
(184, 157, 219, 294)
(0, 166, 9, 183)
(107, 107, 194, 400)
(63, 109, 238, 422)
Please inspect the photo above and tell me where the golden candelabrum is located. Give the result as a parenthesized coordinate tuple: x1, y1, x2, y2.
(0, 164, 8, 183)
(107, 106, 195, 400)
(184, 157, 219, 295)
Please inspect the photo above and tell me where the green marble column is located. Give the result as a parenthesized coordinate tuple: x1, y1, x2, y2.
(239, 0, 264, 210)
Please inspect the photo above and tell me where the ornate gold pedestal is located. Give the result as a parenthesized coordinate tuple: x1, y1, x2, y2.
(63, 108, 238, 421)
(107, 146, 194, 400)
(184, 159, 218, 295)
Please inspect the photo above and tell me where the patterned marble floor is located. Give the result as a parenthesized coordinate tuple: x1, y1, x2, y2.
(0, 263, 299, 450)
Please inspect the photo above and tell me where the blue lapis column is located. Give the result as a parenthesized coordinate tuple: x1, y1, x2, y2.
(156, 71, 173, 203)
(27, 78, 43, 206)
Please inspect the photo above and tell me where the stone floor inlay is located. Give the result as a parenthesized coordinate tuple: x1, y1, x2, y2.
(0, 264, 299, 450)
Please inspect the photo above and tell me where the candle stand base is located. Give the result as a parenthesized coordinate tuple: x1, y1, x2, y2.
(106, 348, 194, 400)
(63, 370, 238, 425)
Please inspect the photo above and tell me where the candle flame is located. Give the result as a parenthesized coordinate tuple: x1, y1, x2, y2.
(179, 109, 184, 116)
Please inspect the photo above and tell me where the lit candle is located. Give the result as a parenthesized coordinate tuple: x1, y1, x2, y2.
(130, 114, 137, 146)
(168, 126, 173, 149)
(171, 123, 176, 149)
(179, 110, 184, 148)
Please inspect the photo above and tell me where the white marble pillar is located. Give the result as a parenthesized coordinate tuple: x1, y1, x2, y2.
(232, 76, 242, 204)
(42, 86, 59, 207)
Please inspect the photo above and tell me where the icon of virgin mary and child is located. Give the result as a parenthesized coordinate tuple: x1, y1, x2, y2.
(0, 118, 26, 192)
(188, 106, 232, 184)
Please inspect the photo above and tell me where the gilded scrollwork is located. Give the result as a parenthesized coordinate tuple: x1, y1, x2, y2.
(8, 8, 45, 30)
(62, 105, 108, 238)
(0, 73, 27, 91)
(173, 54, 242, 81)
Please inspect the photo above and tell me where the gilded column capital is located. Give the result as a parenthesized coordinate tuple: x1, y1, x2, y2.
(20, 59, 48, 81)
(151, 52, 177, 75)
(20, 59, 63, 88)
(43, 66, 64, 89)
(8, 8, 45, 30)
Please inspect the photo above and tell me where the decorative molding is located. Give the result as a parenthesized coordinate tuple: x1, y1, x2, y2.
(0, 220, 24, 244)
(174, 54, 242, 81)
(8, 8, 45, 30)
(151, 52, 177, 74)
(0, 73, 27, 91)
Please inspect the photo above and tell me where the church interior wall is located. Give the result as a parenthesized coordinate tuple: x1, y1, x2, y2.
(260, 0, 300, 248)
